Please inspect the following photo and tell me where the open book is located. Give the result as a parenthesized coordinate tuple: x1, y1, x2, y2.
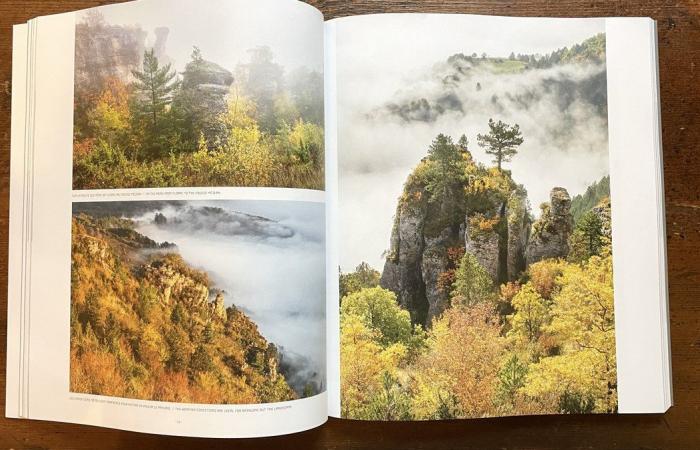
(7, 0, 671, 438)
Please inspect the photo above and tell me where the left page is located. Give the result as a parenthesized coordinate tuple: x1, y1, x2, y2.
(7, 0, 327, 438)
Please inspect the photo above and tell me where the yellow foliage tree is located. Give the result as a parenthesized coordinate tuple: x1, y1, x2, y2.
(521, 254, 616, 413)
(340, 314, 407, 418)
(507, 283, 549, 344)
(87, 77, 131, 144)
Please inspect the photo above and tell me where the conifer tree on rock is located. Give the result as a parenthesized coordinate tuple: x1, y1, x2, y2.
(476, 118, 524, 171)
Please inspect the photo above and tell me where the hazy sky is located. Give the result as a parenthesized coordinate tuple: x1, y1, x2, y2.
(133, 199, 326, 393)
(335, 14, 609, 272)
(81, 0, 324, 72)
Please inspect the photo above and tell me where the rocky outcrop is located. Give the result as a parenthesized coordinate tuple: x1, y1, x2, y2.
(525, 187, 573, 265)
(144, 258, 210, 307)
(376, 137, 584, 330)
(507, 189, 531, 279)
(380, 198, 430, 326)
(179, 58, 234, 149)
(181, 60, 234, 91)
(212, 291, 227, 320)
(376, 144, 588, 330)
(77, 234, 113, 266)
(75, 16, 147, 95)
(464, 213, 501, 282)
(421, 229, 457, 323)
(381, 163, 531, 328)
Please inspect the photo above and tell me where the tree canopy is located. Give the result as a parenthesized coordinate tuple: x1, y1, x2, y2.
(476, 118, 524, 170)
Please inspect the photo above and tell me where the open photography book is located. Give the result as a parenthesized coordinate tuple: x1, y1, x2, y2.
(7, 0, 671, 438)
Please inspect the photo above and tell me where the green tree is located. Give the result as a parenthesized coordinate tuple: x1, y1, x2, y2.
(365, 372, 413, 420)
(165, 328, 191, 372)
(559, 390, 595, 414)
(203, 322, 214, 343)
(340, 287, 415, 348)
(496, 353, 528, 408)
(476, 119, 524, 171)
(286, 119, 324, 168)
(236, 46, 284, 133)
(451, 252, 493, 307)
(570, 176, 610, 223)
(339, 314, 407, 418)
(131, 49, 178, 157)
(136, 284, 158, 322)
(189, 344, 213, 373)
(287, 66, 324, 125)
(302, 383, 315, 398)
(339, 262, 381, 300)
(425, 134, 464, 201)
(171, 302, 185, 325)
(457, 134, 469, 152)
(568, 210, 603, 263)
(84, 290, 104, 337)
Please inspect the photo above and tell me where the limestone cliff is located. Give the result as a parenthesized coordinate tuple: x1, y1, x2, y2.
(75, 15, 147, 95)
(525, 187, 573, 265)
(378, 139, 585, 328)
(380, 149, 533, 327)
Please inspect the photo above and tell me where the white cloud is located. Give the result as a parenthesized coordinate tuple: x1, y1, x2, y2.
(334, 15, 609, 272)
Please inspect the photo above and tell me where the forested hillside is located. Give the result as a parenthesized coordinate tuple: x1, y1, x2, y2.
(70, 214, 297, 403)
(570, 175, 610, 224)
(444, 33, 605, 74)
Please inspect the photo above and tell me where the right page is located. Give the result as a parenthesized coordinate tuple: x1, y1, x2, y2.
(325, 14, 670, 419)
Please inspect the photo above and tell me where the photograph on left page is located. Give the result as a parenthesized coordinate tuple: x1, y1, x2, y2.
(70, 199, 325, 404)
(72, 0, 324, 191)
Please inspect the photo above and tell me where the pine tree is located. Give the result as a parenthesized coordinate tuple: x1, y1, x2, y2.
(425, 134, 464, 202)
(568, 210, 604, 263)
(476, 118, 524, 171)
(458, 134, 469, 152)
(131, 49, 178, 157)
(496, 353, 528, 407)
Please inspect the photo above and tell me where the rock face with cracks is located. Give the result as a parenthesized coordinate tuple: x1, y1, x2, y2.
(525, 187, 573, 266)
(381, 156, 572, 329)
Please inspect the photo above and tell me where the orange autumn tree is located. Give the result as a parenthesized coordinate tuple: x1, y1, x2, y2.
(412, 303, 505, 419)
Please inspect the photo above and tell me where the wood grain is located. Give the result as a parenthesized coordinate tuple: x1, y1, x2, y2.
(1, 0, 699, 448)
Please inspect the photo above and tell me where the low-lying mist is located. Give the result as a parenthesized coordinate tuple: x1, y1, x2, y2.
(337, 26, 609, 272)
(131, 200, 326, 396)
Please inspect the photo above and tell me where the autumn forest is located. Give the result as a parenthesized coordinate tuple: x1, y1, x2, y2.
(73, 11, 324, 190)
(339, 125, 615, 420)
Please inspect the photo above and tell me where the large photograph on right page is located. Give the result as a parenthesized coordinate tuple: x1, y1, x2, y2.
(336, 15, 615, 419)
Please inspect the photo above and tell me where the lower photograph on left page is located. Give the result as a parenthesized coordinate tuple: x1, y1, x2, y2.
(70, 199, 326, 404)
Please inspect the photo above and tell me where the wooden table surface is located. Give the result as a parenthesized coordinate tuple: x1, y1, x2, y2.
(0, 0, 698, 448)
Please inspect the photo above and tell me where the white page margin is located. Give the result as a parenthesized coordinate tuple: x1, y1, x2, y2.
(606, 17, 671, 413)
